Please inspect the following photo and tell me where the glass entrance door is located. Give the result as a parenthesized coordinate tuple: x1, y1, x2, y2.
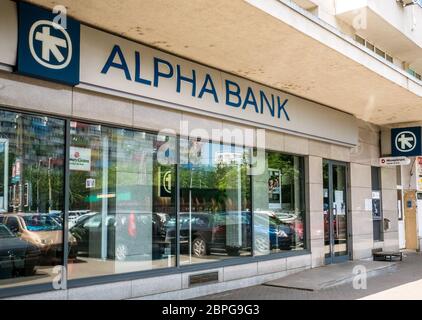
(323, 160, 349, 264)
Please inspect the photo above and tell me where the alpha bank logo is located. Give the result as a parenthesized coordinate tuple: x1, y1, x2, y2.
(395, 131, 416, 153)
(29, 20, 72, 70)
(18, 2, 80, 85)
(391, 127, 422, 157)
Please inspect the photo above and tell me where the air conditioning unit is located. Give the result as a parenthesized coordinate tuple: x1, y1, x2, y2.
(397, 0, 418, 7)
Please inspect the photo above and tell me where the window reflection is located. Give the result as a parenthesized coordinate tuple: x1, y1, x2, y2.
(179, 139, 252, 264)
(0, 110, 65, 289)
(67, 122, 176, 279)
(253, 152, 305, 255)
(0, 110, 309, 291)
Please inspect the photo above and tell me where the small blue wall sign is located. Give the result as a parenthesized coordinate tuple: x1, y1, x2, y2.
(17, 2, 80, 85)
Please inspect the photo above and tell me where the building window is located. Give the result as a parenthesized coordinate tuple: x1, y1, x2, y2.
(355, 34, 365, 46)
(375, 48, 386, 59)
(406, 68, 422, 80)
(365, 41, 375, 52)
(355, 35, 395, 66)
(0, 110, 65, 290)
(67, 121, 177, 280)
(252, 151, 306, 255)
(371, 167, 383, 241)
(179, 139, 252, 264)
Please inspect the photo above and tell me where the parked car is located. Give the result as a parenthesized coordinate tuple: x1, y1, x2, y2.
(0, 223, 40, 278)
(0, 213, 78, 262)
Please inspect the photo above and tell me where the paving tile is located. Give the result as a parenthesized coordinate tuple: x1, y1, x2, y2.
(198, 251, 421, 300)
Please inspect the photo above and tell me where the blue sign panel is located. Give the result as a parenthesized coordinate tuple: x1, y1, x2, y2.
(17, 2, 80, 85)
(391, 126, 422, 157)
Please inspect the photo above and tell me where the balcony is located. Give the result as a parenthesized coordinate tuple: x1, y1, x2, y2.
(335, 0, 422, 71)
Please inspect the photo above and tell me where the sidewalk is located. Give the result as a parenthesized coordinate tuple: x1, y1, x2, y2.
(198, 251, 422, 300)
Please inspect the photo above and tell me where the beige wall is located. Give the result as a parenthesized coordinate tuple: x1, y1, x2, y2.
(349, 120, 378, 259)
(350, 120, 401, 256)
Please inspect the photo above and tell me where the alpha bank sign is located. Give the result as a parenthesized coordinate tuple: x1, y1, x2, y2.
(100, 45, 290, 121)
(13, 2, 357, 146)
(17, 2, 80, 85)
(391, 127, 422, 157)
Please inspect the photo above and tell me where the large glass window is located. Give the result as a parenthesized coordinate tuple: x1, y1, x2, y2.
(253, 151, 305, 255)
(0, 108, 310, 293)
(0, 110, 65, 290)
(67, 121, 177, 279)
(179, 139, 252, 264)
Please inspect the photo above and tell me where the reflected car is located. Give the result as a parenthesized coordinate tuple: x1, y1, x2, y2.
(271, 211, 304, 242)
(48, 211, 63, 225)
(69, 212, 167, 261)
(0, 213, 77, 261)
(69, 214, 117, 260)
(68, 211, 96, 229)
(162, 211, 298, 258)
(254, 213, 294, 252)
(0, 224, 40, 278)
(163, 211, 253, 258)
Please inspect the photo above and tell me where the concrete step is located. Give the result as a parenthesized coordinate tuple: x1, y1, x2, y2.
(264, 260, 398, 291)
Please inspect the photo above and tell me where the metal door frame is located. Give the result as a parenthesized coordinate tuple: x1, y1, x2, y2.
(324, 160, 350, 265)
(0, 139, 8, 213)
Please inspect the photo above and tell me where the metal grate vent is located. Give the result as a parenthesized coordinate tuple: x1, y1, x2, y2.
(189, 272, 219, 287)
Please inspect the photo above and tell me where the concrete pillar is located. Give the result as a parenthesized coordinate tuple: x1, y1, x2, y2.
(306, 156, 325, 267)
(349, 163, 374, 259)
